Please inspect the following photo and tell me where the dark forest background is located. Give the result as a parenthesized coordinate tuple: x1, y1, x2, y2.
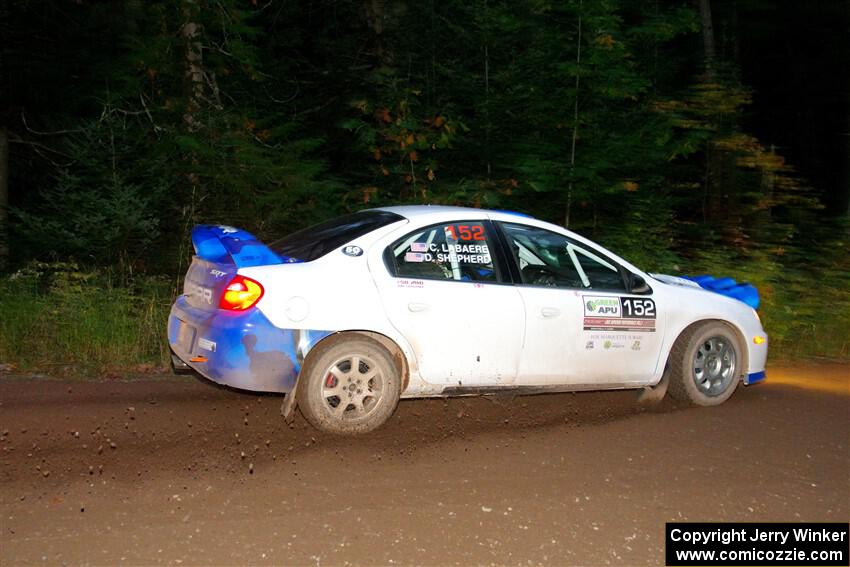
(0, 0, 848, 373)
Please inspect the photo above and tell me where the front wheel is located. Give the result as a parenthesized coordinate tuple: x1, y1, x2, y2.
(297, 337, 401, 435)
(667, 322, 743, 406)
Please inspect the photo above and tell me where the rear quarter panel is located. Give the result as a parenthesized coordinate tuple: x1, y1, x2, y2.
(239, 222, 430, 396)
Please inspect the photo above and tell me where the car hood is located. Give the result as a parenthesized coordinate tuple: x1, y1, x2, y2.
(649, 273, 703, 289)
(650, 273, 760, 309)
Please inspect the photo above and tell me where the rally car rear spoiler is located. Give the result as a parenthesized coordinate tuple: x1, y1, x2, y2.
(191, 225, 285, 268)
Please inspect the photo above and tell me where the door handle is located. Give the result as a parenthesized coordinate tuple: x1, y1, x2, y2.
(540, 307, 560, 318)
(408, 302, 429, 313)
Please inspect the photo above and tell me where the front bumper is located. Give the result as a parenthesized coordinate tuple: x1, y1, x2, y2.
(168, 296, 331, 393)
(745, 370, 766, 385)
(743, 331, 768, 386)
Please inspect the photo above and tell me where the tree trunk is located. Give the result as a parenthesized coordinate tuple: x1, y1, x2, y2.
(698, 0, 723, 234)
(0, 126, 8, 272)
(839, 91, 850, 216)
(484, 43, 491, 179)
(364, 0, 389, 65)
(179, 0, 204, 275)
(840, 114, 850, 216)
(0, 0, 9, 271)
(698, 0, 716, 76)
(182, 2, 204, 132)
(565, 0, 583, 229)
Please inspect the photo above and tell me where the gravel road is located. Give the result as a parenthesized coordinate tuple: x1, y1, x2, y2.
(1, 363, 847, 565)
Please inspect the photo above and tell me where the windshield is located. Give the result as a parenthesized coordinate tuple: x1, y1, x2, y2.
(270, 210, 404, 262)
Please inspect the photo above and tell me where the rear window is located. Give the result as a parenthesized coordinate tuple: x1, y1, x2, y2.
(270, 210, 404, 262)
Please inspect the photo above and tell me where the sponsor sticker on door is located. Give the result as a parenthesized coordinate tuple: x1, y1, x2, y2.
(583, 296, 657, 332)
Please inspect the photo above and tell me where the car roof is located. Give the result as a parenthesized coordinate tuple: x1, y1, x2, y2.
(373, 204, 532, 221)
(372, 204, 647, 277)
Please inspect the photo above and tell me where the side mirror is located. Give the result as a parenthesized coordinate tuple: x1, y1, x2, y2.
(629, 274, 652, 295)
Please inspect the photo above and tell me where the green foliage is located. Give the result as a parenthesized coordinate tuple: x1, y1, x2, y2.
(4, 0, 847, 371)
(12, 112, 164, 269)
(685, 220, 850, 360)
(123, 0, 348, 237)
(341, 93, 463, 204)
(0, 263, 173, 374)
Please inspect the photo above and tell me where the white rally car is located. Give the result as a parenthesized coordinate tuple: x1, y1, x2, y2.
(168, 206, 768, 435)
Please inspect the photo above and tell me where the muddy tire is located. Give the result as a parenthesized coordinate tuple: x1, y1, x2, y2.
(297, 337, 400, 435)
(667, 321, 742, 406)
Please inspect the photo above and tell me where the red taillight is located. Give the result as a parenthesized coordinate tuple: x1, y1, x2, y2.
(219, 275, 264, 311)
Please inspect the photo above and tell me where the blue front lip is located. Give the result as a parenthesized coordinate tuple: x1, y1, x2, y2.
(168, 296, 332, 393)
(745, 370, 766, 385)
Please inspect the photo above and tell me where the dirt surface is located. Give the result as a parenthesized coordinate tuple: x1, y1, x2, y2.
(1, 363, 848, 566)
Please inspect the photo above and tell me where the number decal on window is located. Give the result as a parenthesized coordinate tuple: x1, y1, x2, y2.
(445, 224, 486, 241)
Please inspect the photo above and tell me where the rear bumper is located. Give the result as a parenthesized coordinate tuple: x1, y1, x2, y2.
(168, 296, 331, 393)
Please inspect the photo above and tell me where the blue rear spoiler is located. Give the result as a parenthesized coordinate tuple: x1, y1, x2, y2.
(684, 274, 760, 309)
(191, 225, 287, 268)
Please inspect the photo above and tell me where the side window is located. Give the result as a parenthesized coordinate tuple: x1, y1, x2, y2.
(387, 221, 501, 283)
(499, 222, 626, 291)
(573, 249, 626, 290)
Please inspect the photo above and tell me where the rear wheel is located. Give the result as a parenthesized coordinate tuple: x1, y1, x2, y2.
(667, 322, 742, 406)
(298, 337, 401, 435)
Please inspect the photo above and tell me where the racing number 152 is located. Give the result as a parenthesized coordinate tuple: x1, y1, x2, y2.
(445, 224, 485, 241)
(621, 298, 656, 318)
